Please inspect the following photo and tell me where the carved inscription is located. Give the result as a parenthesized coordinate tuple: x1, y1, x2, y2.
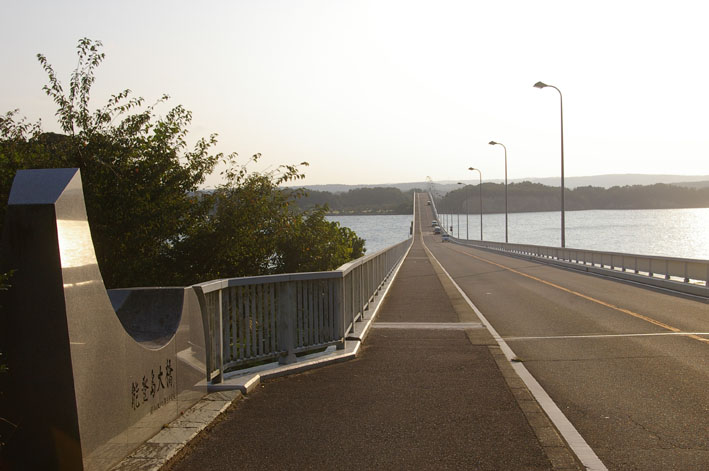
(130, 359, 175, 412)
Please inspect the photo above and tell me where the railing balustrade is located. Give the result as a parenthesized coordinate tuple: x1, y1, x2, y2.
(193, 238, 411, 383)
(428, 192, 708, 293)
(449, 237, 709, 293)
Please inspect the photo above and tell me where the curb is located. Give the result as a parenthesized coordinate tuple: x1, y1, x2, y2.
(111, 391, 242, 471)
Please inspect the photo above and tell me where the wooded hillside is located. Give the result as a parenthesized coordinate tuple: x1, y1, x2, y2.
(293, 187, 420, 214)
(293, 181, 709, 215)
(439, 182, 709, 214)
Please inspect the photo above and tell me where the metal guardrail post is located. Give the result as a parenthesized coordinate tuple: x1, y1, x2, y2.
(360, 265, 365, 314)
(334, 276, 345, 349)
(193, 285, 216, 382)
(277, 282, 297, 365)
(350, 272, 355, 332)
(217, 289, 224, 383)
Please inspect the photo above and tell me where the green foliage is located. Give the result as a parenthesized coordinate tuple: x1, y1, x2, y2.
(275, 207, 365, 273)
(0, 38, 365, 288)
(170, 154, 365, 283)
(1, 39, 219, 287)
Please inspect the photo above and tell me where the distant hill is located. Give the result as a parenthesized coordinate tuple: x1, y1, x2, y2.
(294, 174, 709, 193)
(292, 187, 415, 215)
(291, 180, 709, 215)
(516, 174, 709, 189)
(296, 181, 427, 193)
(439, 181, 709, 214)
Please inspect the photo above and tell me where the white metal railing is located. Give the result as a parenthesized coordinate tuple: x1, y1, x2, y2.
(428, 193, 708, 295)
(452, 237, 709, 286)
(193, 238, 411, 383)
(338, 239, 411, 338)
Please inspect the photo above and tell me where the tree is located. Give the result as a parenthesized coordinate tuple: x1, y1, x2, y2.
(275, 207, 365, 273)
(170, 154, 365, 283)
(1, 39, 219, 287)
(0, 38, 366, 288)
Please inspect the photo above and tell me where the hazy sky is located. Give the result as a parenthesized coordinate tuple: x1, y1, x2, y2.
(2, 0, 709, 187)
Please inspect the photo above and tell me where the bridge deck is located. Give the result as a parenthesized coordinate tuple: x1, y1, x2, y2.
(424, 194, 709, 471)
(166, 198, 579, 470)
(166, 190, 709, 471)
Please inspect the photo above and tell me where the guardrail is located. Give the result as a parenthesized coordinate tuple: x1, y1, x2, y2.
(193, 238, 412, 383)
(427, 193, 708, 296)
(457, 237, 707, 283)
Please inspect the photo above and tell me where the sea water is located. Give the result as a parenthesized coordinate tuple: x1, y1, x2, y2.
(329, 208, 709, 260)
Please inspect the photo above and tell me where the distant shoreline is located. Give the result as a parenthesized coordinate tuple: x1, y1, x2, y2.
(327, 205, 709, 217)
(300, 181, 709, 216)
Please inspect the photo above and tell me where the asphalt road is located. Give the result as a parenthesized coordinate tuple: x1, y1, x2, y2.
(165, 195, 564, 471)
(421, 193, 709, 470)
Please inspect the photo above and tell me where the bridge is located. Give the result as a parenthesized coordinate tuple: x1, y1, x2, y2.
(1, 171, 708, 470)
(158, 193, 709, 471)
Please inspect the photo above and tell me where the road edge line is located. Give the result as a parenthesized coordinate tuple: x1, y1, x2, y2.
(422, 238, 608, 471)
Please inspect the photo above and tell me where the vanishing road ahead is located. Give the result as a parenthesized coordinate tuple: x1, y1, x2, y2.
(420, 193, 709, 470)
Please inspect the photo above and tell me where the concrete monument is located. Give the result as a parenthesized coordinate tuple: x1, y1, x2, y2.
(0, 168, 207, 470)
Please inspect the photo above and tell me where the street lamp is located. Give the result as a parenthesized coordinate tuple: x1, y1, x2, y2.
(457, 182, 466, 239)
(534, 81, 566, 248)
(468, 167, 483, 241)
(488, 141, 508, 243)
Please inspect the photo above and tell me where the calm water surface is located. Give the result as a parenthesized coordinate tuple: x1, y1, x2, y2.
(326, 215, 413, 254)
(329, 208, 709, 260)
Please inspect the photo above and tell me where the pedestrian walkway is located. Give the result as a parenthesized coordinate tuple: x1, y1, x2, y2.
(165, 234, 580, 470)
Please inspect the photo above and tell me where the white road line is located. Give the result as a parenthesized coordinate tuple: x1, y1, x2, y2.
(505, 332, 709, 341)
(373, 322, 484, 330)
(421, 232, 608, 471)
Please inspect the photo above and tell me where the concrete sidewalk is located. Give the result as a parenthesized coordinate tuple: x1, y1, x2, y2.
(161, 233, 581, 470)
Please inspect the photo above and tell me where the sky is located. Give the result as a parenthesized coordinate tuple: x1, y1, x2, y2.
(2, 0, 709, 188)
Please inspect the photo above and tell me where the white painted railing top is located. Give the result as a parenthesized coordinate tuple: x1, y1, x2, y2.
(194, 270, 343, 294)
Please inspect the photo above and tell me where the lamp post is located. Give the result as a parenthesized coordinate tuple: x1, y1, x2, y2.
(442, 197, 446, 231)
(468, 167, 483, 240)
(488, 141, 508, 243)
(534, 81, 565, 248)
(457, 183, 467, 239)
